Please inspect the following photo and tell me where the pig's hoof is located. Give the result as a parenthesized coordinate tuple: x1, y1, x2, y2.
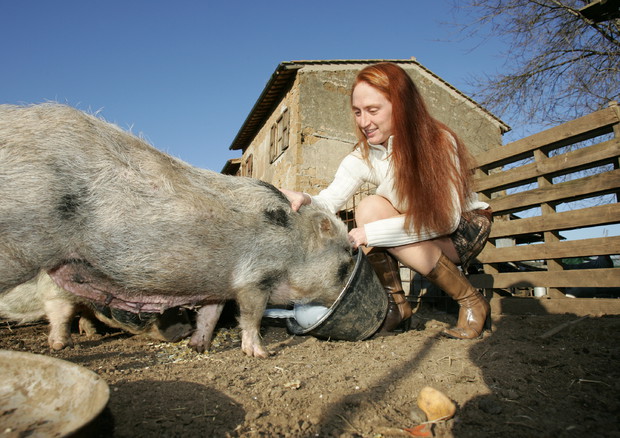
(190, 345, 206, 354)
(49, 339, 72, 350)
(188, 333, 211, 353)
(188, 340, 210, 354)
(242, 344, 272, 358)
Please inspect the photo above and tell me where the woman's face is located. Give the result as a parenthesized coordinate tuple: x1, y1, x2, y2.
(352, 81, 393, 146)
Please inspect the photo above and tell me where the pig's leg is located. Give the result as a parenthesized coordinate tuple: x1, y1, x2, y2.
(237, 292, 271, 358)
(189, 303, 225, 353)
(77, 307, 99, 337)
(78, 316, 98, 337)
(43, 297, 77, 350)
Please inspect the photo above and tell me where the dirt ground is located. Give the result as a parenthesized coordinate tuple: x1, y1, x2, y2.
(1, 301, 619, 438)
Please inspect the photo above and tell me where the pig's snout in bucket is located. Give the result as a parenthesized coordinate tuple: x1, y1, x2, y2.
(286, 249, 388, 341)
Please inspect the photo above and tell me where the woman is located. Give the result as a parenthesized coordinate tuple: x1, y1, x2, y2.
(281, 62, 492, 339)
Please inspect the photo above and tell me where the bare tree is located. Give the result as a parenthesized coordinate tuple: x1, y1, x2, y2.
(452, 0, 620, 128)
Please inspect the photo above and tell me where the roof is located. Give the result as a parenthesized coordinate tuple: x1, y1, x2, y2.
(220, 157, 241, 175)
(228, 59, 510, 151)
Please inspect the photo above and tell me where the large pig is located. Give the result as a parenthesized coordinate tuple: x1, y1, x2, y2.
(0, 271, 193, 350)
(0, 103, 354, 357)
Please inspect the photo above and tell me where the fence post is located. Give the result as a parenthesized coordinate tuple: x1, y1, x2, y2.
(533, 148, 565, 297)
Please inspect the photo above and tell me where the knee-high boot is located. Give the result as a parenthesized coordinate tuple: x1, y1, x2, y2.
(425, 253, 491, 339)
(366, 249, 412, 332)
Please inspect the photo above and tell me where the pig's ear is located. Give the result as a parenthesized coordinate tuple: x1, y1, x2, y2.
(319, 217, 333, 234)
(306, 211, 340, 250)
(312, 213, 336, 239)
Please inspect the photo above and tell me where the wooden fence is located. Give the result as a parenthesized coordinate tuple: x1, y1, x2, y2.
(469, 102, 620, 315)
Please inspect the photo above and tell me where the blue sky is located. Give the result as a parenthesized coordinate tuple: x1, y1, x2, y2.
(1, 0, 507, 172)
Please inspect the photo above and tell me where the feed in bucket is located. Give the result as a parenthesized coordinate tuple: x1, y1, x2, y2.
(263, 304, 330, 329)
(293, 304, 330, 328)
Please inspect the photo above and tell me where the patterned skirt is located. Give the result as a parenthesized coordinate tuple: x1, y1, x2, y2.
(449, 208, 492, 273)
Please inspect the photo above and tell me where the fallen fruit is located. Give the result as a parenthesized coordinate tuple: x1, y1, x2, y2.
(417, 386, 456, 421)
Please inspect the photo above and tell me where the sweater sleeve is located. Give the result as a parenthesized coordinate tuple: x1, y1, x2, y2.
(310, 154, 366, 214)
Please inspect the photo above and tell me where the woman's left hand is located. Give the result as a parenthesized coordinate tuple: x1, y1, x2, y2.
(348, 227, 368, 249)
(279, 188, 309, 212)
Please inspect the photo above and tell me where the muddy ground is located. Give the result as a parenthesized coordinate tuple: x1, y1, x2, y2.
(1, 300, 619, 438)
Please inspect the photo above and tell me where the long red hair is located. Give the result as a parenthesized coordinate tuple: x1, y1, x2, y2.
(352, 62, 474, 234)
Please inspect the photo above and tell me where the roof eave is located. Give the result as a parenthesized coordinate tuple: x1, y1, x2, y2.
(228, 62, 302, 151)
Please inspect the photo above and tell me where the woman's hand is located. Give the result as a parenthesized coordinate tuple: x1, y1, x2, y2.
(279, 188, 310, 212)
(348, 227, 368, 250)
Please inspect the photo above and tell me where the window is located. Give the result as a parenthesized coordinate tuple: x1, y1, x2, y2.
(279, 108, 289, 153)
(269, 124, 277, 163)
(269, 107, 289, 163)
(244, 154, 253, 177)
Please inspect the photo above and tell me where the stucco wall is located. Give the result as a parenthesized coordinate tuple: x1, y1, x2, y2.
(297, 68, 357, 194)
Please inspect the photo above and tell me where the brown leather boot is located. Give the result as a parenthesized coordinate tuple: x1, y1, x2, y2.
(425, 253, 491, 339)
(366, 249, 412, 332)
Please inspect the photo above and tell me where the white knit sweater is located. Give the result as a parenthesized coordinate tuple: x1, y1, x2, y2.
(310, 137, 489, 247)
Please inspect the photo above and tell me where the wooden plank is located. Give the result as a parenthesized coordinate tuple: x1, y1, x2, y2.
(489, 296, 620, 316)
(478, 236, 620, 263)
(474, 138, 620, 193)
(488, 203, 620, 238)
(469, 267, 620, 288)
(474, 106, 619, 169)
(488, 169, 620, 215)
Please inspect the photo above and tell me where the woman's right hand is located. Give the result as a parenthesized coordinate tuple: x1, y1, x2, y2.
(279, 188, 310, 212)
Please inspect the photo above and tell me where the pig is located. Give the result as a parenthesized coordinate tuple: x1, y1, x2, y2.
(0, 103, 354, 357)
(0, 271, 193, 350)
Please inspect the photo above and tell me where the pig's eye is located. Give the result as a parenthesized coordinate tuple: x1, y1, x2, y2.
(337, 261, 350, 283)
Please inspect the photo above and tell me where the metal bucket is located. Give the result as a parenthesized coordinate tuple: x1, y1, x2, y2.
(287, 249, 388, 341)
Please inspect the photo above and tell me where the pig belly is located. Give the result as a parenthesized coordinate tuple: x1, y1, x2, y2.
(48, 261, 214, 313)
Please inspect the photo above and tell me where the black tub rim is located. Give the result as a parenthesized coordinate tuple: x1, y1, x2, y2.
(286, 249, 387, 340)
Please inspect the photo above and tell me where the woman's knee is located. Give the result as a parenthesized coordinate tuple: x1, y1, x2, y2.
(355, 195, 399, 225)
